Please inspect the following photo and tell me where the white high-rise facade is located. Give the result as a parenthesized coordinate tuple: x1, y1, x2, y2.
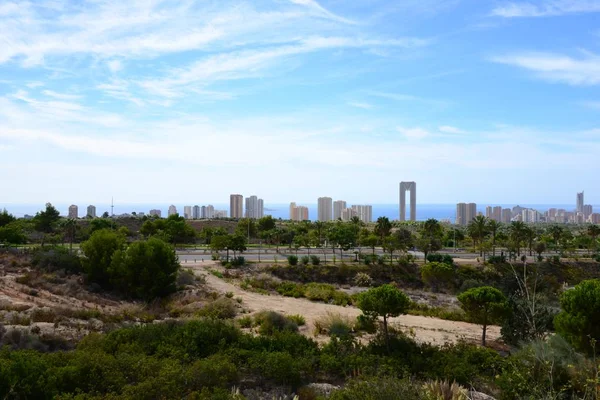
(206, 205, 215, 219)
(333, 200, 347, 220)
(230, 194, 244, 219)
(68, 205, 78, 219)
(290, 203, 309, 221)
(351, 205, 372, 223)
(318, 197, 333, 221)
(168, 205, 178, 217)
(192, 205, 200, 219)
(87, 205, 96, 218)
(183, 206, 192, 220)
(245, 195, 264, 219)
(456, 203, 477, 226)
(149, 209, 162, 218)
(577, 191, 584, 214)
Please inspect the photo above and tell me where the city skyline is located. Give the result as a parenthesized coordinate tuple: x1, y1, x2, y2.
(1, 1, 600, 204)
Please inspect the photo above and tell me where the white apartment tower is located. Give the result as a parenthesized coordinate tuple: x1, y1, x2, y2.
(183, 206, 192, 220)
(168, 205, 178, 217)
(351, 205, 373, 223)
(333, 200, 347, 220)
(245, 195, 264, 219)
(68, 205, 78, 219)
(230, 194, 244, 219)
(86, 205, 96, 218)
(577, 191, 584, 214)
(318, 197, 333, 221)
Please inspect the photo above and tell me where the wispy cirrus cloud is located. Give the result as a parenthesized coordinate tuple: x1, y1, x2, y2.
(348, 101, 374, 109)
(491, 0, 600, 17)
(490, 51, 600, 85)
(289, 0, 356, 24)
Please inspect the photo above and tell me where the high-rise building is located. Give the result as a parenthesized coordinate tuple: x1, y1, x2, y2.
(244, 195, 264, 219)
(341, 208, 356, 221)
(230, 194, 244, 219)
(399, 181, 416, 221)
(149, 209, 162, 218)
(214, 210, 228, 218)
(466, 203, 477, 224)
(68, 205, 78, 219)
(206, 205, 215, 219)
(168, 205, 178, 217)
(577, 191, 584, 214)
(590, 213, 600, 224)
(485, 206, 493, 219)
(583, 204, 593, 219)
(183, 206, 192, 220)
(502, 208, 511, 224)
(201, 206, 207, 219)
(493, 206, 502, 222)
(318, 197, 333, 221)
(333, 200, 347, 220)
(86, 205, 96, 218)
(192, 205, 200, 219)
(290, 203, 309, 221)
(456, 203, 467, 226)
(351, 205, 372, 223)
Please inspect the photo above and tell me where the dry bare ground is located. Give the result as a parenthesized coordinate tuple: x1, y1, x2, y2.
(188, 262, 501, 346)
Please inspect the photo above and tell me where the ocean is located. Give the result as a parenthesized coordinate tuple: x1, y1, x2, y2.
(1, 203, 592, 222)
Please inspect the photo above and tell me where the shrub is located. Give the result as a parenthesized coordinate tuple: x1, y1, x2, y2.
(230, 256, 246, 267)
(304, 283, 336, 302)
(353, 272, 373, 287)
(332, 291, 351, 306)
(314, 312, 353, 338)
(355, 314, 377, 333)
(238, 316, 253, 328)
(31, 308, 56, 323)
(301, 256, 310, 266)
(276, 281, 305, 298)
(31, 246, 83, 274)
(288, 255, 299, 266)
(487, 254, 507, 265)
(176, 269, 196, 287)
(254, 311, 298, 335)
(188, 355, 239, 389)
(422, 380, 468, 400)
(310, 255, 321, 266)
(426, 253, 454, 265)
(198, 297, 237, 319)
(329, 377, 422, 400)
(287, 314, 306, 326)
(421, 262, 455, 291)
(459, 279, 485, 293)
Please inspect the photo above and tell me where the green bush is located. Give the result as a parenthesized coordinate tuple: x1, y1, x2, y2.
(254, 311, 298, 335)
(288, 255, 299, 266)
(329, 377, 422, 400)
(188, 355, 239, 389)
(31, 247, 82, 274)
(421, 262, 455, 291)
(276, 281, 305, 298)
(229, 256, 246, 267)
(198, 297, 237, 319)
(310, 255, 321, 266)
(304, 283, 336, 302)
(287, 314, 306, 326)
(301, 256, 310, 266)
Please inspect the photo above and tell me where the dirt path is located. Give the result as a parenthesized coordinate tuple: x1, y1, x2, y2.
(189, 263, 500, 346)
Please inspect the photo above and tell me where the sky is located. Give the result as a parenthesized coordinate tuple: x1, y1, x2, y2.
(1, 0, 599, 206)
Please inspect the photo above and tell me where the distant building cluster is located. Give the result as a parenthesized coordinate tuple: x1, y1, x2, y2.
(315, 197, 372, 223)
(289, 202, 309, 221)
(457, 191, 596, 225)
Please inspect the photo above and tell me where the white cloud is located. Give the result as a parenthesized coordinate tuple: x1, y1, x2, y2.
(490, 52, 600, 85)
(348, 101, 374, 109)
(397, 126, 430, 140)
(289, 0, 356, 24)
(42, 90, 82, 100)
(438, 125, 464, 134)
(107, 60, 123, 73)
(491, 1, 600, 17)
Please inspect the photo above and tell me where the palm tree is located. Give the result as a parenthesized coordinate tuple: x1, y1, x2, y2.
(508, 221, 527, 257)
(587, 224, 600, 253)
(61, 218, 77, 252)
(487, 220, 501, 256)
(548, 225, 564, 253)
(314, 221, 326, 247)
(375, 217, 392, 240)
(468, 216, 489, 257)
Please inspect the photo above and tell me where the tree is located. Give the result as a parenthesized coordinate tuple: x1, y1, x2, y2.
(533, 242, 546, 260)
(357, 284, 410, 350)
(235, 218, 257, 239)
(382, 228, 413, 266)
(60, 218, 77, 252)
(229, 234, 247, 258)
(458, 286, 508, 346)
(554, 279, 600, 354)
(211, 234, 231, 262)
(257, 215, 276, 233)
(508, 221, 527, 257)
(361, 233, 379, 256)
(587, 224, 600, 253)
(415, 237, 442, 263)
(89, 218, 114, 233)
(0, 209, 16, 227)
(328, 222, 358, 260)
(33, 203, 61, 243)
(418, 219, 443, 263)
(548, 225, 564, 253)
(0, 223, 27, 245)
(487, 220, 501, 256)
(468, 216, 489, 257)
(110, 237, 180, 301)
(375, 217, 392, 240)
(421, 262, 454, 292)
(81, 229, 126, 286)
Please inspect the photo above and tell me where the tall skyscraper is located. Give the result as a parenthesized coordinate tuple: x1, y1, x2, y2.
(201, 206, 207, 219)
(318, 197, 333, 221)
(86, 205, 96, 218)
(341, 208, 356, 221)
(289, 202, 297, 220)
(493, 206, 502, 222)
(214, 210, 228, 218)
(333, 200, 347, 220)
(230, 194, 244, 219)
(244, 195, 264, 219)
(183, 206, 192, 219)
(502, 208, 511, 224)
(68, 205, 78, 219)
(399, 181, 416, 221)
(456, 203, 467, 226)
(456, 203, 477, 226)
(168, 205, 178, 216)
(290, 203, 309, 221)
(583, 204, 593, 219)
(149, 209, 162, 218)
(577, 191, 584, 214)
(485, 206, 493, 219)
(206, 205, 215, 219)
(466, 203, 477, 224)
(192, 205, 200, 219)
(352, 205, 372, 223)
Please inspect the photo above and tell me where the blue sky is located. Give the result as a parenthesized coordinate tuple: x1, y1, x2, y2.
(1, 0, 599, 206)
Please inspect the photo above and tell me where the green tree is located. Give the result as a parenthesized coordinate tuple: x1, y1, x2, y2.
(548, 225, 564, 253)
(211, 234, 231, 262)
(382, 228, 413, 266)
(0, 209, 16, 227)
(487, 220, 501, 256)
(458, 286, 508, 346)
(587, 224, 600, 253)
(375, 217, 392, 240)
(33, 203, 61, 245)
(81, 229, 126, 286)
(361, 233, 379, 256)
(508, 221, 527, 257)
(110, 237, 180, 301)
(328, 222, 358, 260)
(257, 215, 276, 233)
(235, 218, 257, 239)
(60, 218, 77, 252)
(89, 218, 114, 233)
(421, 261, 454, 292)
(554, 279, 600, 354)
(468, 216, 489, 257)
(357, 284, 410, 350)
(417, 219, 443, 263)
(229, 234, 247, 258)
(0, 222, 27, 245)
